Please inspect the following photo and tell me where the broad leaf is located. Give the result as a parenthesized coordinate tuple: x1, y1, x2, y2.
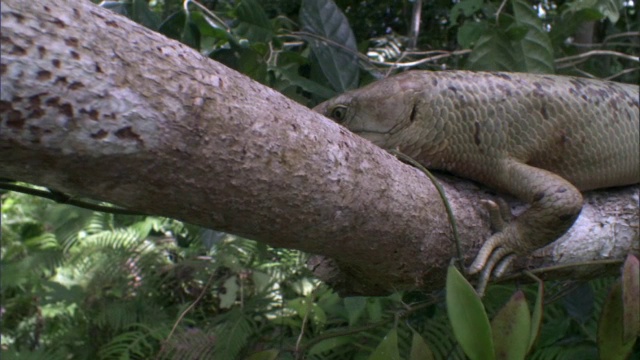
(598, 281, 636, 360)
(300, 0, 359, 93)
(246, 349, 279, 360)
(466, 29, 518, 71)
(511, 0, 554, 73)
(235, 0, 274, 43)
(309, 336, 355, 355)
(446, 265, 495, 360)
(450, 0, 484, 26)
(491, 290, 531, 360)
(410, 330, 435, 360)
(344, 296, 367, 326)
(458, 21, 489, 48)
(368, 328, 401, 360)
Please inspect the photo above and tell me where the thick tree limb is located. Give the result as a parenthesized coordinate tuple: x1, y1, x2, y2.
(1, 0, 637, 295)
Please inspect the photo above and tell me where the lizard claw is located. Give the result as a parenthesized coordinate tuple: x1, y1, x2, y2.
(480, 199, 511, 232)
(469, 199, 518, 296)
(469, 237, 519, 296)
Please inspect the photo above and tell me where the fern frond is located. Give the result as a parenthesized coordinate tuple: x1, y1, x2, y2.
(99, 323, 164, 360)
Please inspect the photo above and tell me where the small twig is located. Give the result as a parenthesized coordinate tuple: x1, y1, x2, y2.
(555, 50, 640, 66)
(369, 49, 472, 68)
(184, 0, 230, 31)
(0, 182, 144, 216)
(289, 31, 370, 64)
(408, 0, 422, 49)
(570, 42, 640, 49)
(294, 295, 314, 359)
(603, 31, 640, 44)
(606, 67, 640, 80)
(495, 0, 509, 26)
(161, 270, 217, 355)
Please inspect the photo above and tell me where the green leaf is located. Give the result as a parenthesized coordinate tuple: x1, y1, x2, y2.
(275, 67, 337, 100)
(368, 328, 401, 360)
(564, 0, 622, 23)
(563, 284, 595, 324)
(466, 28, 518, 72)
(235, 0, 274, 43)
(300, 0, 359, 93)
(220, 276, 238, 308)
(511, 0, 554, 73)
(367, 297, 384, 323)
(446, 265, 495, 360)
(246, 349, 279, 360)
(132, 0, 160, 30)
(491, 290, 531, 360)
(344, 296, 367, 326)
(410, 330, 435, 360)
(450, 0, 484, 26)
(458, 21, 489, 48)
(210, 46, 268, 84)
(621, 254, 639, 343)
(103, 0, 163, 30)
(189, 12, 230, 40)
(598, 281, 636, 360)
(309, 336, 354, 355)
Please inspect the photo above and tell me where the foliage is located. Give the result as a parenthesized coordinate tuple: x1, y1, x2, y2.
(3, 0, 639, 358)
(3, 189, 638, 358)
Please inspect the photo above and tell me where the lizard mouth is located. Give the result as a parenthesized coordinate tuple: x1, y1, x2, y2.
(350, 118, 409, 137)
(350, 130, 391, 146)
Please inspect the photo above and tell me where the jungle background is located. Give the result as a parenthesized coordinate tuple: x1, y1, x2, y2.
(1, 0, 638, 359)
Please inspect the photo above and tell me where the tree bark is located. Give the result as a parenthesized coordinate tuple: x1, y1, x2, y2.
(1, 0, 637, 295)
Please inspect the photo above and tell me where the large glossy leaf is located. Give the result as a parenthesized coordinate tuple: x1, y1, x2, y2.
(563, 283, 595, 325)
(300, 0, 359, 93)
(344, 296, 367, 326)
(210, 46, 268, 84)
(458, 21, 489, 48)
(466, 29, 518, 71)
(132, 0, 160, 30)
(511, 0, 554, 73)
(491, 290, 531, 360)
(245, 349, 279, 360)
(275, 67, 336, 100)
(235, 0, 274, 43)
(368, 328, 401, 360)
(598, 281, 636, 360)
(450, 0, 484, 26)
(309, 336, 355, 355)
(446, 265, 495, 360)
(410, 330, 435, 360)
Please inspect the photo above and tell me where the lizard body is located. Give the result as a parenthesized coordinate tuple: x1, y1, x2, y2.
(313, 71, 639, 289)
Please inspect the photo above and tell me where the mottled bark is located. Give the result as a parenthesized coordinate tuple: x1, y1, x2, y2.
(1, 0, 637, 295)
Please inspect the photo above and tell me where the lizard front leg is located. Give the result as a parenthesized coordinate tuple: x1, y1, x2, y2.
(468, 160, 584, 295)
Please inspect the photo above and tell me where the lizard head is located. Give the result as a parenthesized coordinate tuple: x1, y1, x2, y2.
(313, 76, 421, 148)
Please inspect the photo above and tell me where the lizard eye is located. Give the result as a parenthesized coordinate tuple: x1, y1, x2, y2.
(329, 105, 348, 123)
